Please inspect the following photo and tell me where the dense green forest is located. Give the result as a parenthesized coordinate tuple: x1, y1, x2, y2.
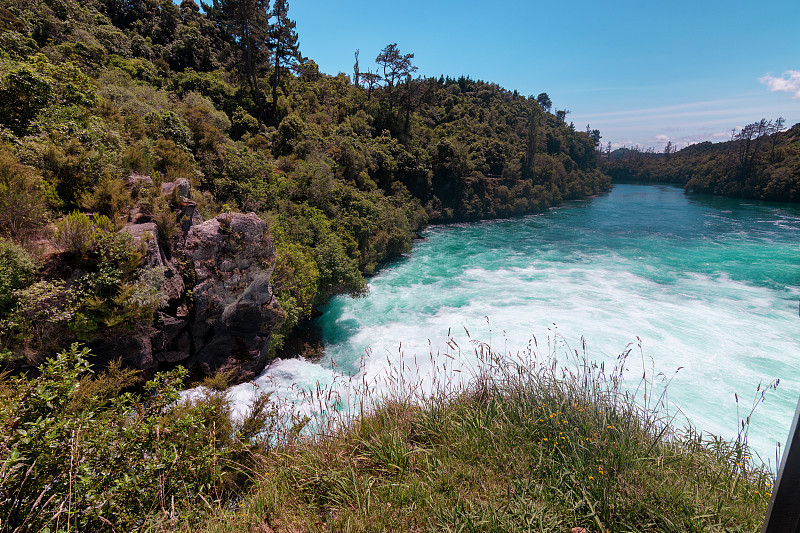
(0, 3, 780, 531)
(603, 119, 800, 201)
(0, 0, 609, 368)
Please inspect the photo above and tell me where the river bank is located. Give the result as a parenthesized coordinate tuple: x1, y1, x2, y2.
(226, 183, 800, 466)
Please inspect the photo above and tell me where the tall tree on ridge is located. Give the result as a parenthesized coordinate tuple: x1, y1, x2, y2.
(208, 0, 271, 122)
(536, 92, 552, 113)
(360, 70, 382, 100)
(375, 43, 416, 111)
(524, 101, 539, 179)
(353, 49, 360, 86)
(269, 0, 301, 120)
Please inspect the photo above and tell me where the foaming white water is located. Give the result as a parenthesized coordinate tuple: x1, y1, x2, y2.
(214, 185, 800, 466)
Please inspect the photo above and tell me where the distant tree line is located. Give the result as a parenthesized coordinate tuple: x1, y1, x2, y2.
(603, 119, 800, 202)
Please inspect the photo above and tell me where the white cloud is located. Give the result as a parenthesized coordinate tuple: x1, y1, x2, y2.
(760, 70, 800, 99)
(654, 134, 670, 143)
(575, 98, 748, 120)
(610, 141, 635, 150)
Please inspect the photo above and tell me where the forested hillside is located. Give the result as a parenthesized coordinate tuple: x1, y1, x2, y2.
(0, 0, 608, 370)
(604, 119, 800, 201)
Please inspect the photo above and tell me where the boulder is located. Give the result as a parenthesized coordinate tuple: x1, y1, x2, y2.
(120, 222, 184, 301)
(177, 199, 203, 235)
(122, 222, 162, 267)
(161, 178, 190, 198)
(89, 180, 284, 382)
(125, 173, 153, 189)
(87, 334, 154, 374)
(182, 212, 284, 380)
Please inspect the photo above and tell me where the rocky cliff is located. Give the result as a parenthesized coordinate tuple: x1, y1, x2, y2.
(90, 179, 285, 382)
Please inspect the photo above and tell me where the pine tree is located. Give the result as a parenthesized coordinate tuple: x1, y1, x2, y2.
(269, 0, 300, 121)
(207, 0, 271, 122)
(524, 101, 539, 179)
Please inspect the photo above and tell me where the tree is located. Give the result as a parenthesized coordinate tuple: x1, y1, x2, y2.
(375, 43, 416, 88)
(268, 0, 301, 120)
(536, 92, 552, 113)
(360, 70, 381, 100)
(586, 124, 601, 150)
(353, 49, 360, 86)
(770, 116, 785, 161)
(524, 101, 539, 179)
(210, 0, 271, 121)
(733, 118, 771, 177)
(375, 43, 417, 110)
(400, 75, 426, 138)
(0, 149, 49, 241)
(555, 108, 570, 123)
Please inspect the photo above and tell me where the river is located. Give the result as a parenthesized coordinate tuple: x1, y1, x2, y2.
(227, 183, 800, 465)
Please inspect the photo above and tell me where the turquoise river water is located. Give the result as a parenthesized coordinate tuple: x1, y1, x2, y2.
(226, 183, 800, 465)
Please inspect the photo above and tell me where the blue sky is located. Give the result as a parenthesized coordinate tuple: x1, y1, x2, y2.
(290, 0, 800, 150)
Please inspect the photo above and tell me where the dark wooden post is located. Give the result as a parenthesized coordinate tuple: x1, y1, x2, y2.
(762, 396, 800, 533)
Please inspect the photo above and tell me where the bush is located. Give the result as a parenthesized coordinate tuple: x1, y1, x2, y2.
(40, 137, 106, 211)
(80, 175, 132, 218)
(0, 60, 53, 135)
(0, 344, 278, 532)
(146, 110, 193, 148)
(0, 55, 96, 136)
(153, 138, 197, 181)
(0, 238, 36, 312)
(54, 211, 95, 256)
(0, 279, 72, 349)
(0, 148, 49, 240)
(315, 234, 367, 299)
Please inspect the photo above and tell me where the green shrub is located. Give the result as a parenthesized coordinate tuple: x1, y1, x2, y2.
(80, 175, 132, 218)
(149, 193, 180, 245)
(272, 239, 320, 320)
(0, 238, 36, 312)
(40, 137, 106, 211)
(0, 30, 39, 59)
(0, 344, 278, 532)
(0, 55, 96, 136)
(0, 279, 72, 349)
(146, 110, 193, 148)
(0, 148, 49, 241)
(315, 234, 367, 299)
(122, 140, 155, 175)
(90, 227, 140, 275)
(0, 60, 53, 135)
(153, 138, 197, 181)
(231, 105, 259, 138)
(54, 211, 95, 256)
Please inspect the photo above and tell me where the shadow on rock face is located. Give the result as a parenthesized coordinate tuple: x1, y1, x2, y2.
(110, 184, 285, 384)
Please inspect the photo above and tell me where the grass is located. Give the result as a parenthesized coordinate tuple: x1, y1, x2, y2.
(166, 334, 775, 533)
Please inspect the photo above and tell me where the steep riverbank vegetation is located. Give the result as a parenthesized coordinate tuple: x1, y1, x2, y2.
(603, 119, 800, 201)
(0, 341, 774, 531)
(0, 0, 609, 368)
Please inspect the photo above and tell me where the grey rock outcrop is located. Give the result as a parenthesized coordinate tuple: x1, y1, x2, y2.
(161, 178, 190, 198)
(121, 222, 184, 301)
(96, 177, 284, 382)
(181, 212, 284, 380)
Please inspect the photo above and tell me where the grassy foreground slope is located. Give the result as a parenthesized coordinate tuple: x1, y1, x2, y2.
(192, 351, 773, 533)
(3, 343, 771, 532)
